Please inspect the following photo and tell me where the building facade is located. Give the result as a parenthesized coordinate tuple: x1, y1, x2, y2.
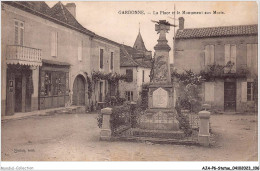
(119, 31, 152, 102)
(174, 17, 258, 112)
(1, 1, 120, 116)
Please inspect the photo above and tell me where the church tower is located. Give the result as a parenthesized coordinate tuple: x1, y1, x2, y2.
(133, 24, 147, 51)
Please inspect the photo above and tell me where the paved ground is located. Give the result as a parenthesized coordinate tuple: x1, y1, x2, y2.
(1, 112, 258, 161)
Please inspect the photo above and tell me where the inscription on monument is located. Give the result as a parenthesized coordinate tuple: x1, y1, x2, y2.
(153, 87, 168, 108)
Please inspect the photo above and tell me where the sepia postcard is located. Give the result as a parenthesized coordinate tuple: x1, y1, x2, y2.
(1, 0, 259, 170)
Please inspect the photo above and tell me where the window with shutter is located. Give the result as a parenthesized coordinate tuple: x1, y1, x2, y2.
(126, 69, 133, 82)
(51, 31, 58, 57)
(224, 44, 236, 73)
(125, 91, 133, 101)
(110, 52, 114, 71)
(78, 40, 83, 61)
(99, 49, 104, 69)
(241, 82, 247, 102)
(230, 45, 236, 72)
(204, 45, 214, 65)
(205, 82, 214, 102)
(14, 20, 24, 46)
(142, 70, 145, 82)
(247, 44, 258, 71)
(247, 82, 254, 101)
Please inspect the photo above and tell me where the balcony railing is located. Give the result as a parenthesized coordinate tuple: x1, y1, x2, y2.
(6, 45, 42, 66)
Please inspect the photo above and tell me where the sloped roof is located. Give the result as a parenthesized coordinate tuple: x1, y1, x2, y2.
(49, 2, 93, 34)
(120, 45, 151, 68)
(175, 24, 258, 39)
(3, 1, 120, 46)
(133, 32, 147, 51)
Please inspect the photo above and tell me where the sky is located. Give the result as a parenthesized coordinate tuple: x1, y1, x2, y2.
(45, 1, 258, 63)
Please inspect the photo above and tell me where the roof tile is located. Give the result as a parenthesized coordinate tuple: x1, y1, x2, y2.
(175, 24, 258, 39)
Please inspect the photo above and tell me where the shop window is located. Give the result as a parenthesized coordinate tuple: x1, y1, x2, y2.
(44, 72, 52, 96)
(41, 71, 68, 97)
(125, 91, 133, 101)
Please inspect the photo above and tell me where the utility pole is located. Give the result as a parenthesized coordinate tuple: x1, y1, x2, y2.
(168, 4, 178, 64)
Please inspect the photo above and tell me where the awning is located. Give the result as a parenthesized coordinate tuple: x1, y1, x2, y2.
(6, 59, 42, 67)
(42, 59, 70, 66)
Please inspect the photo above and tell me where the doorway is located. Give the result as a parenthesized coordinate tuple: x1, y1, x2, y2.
(224, 82, 236, 111)
(72, 75, 85, 106)
(15, 75, 22, 112)
(99, 81, 103, 102)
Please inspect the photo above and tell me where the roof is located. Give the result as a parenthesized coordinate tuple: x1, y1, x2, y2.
(133, 32, 147, 51)
(3, 1, 120, 46)
(49, 2, 93, 34)
(175, 24, 258, 39)
(120, 45, 152, 68)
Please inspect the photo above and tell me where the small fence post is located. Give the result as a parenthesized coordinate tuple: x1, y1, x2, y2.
(198, 110, 210, 146)
(129, 102, 137, 128)
(100, 107, 112, 141)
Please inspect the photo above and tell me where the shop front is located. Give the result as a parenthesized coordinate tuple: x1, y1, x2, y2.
(39, 59, 70, 110)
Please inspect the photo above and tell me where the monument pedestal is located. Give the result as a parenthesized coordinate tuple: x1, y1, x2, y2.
(139, 84, 180, 131)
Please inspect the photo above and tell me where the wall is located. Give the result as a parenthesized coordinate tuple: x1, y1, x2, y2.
(175, 35, 258, 74)
(1, 3, 120, 114)
(119, 67, 138, 101)
(174, 35, 258, 112)
(119, 66, 150, 102)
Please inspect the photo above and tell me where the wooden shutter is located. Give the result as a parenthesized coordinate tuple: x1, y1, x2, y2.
(126, 69, 133, 82)
(14, 21, 19, 45)
(205, 82, 214, 102)
(225, 44, 230, 64)
(78, 40, 82, 61)
(51, 32, 57, 57)
(100, 49, 103, 69)
(252, 44, 258, 74)
(247, 44, 252, 68)
(110, 52, 113, 70)
(231, 45, 236, 72)
(241, 82, 247, 102)
(205, 45, 210, 65)
(210, 45, 214, 64)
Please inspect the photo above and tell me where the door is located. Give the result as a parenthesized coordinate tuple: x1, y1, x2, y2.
(15, 76, 22, 112)
(224, 82, 236, 111)
(73, 75, 85, 106)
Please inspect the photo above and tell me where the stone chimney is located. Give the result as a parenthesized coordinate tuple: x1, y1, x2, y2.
(65, 3, 76, 18)
(179, 17, 184, 30)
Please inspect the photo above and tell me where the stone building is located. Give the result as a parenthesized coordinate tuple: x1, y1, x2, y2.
(174, 17, 258, 112)
(1, 1, 120, 116)
(119, 30, 152, 102)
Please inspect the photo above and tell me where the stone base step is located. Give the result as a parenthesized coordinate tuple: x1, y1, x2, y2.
(132, 128, 185, 139)
(46, 106, 86, 115)
(111, 136, 198, 146)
